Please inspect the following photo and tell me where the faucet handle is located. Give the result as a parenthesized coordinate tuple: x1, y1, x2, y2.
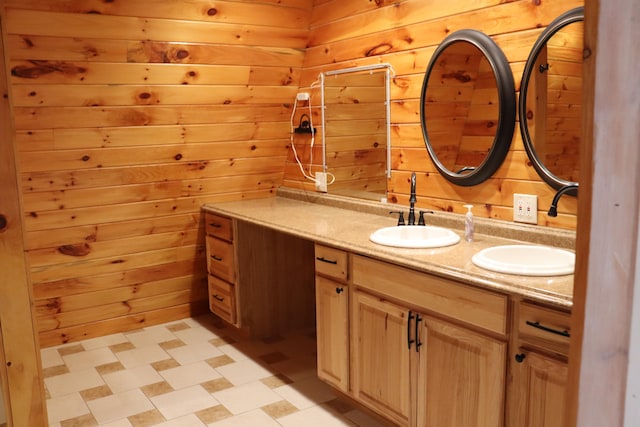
(417, 210, 434, 226)
(389, 211, 405, 226)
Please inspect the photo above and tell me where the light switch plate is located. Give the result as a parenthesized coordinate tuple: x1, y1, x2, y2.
(513, 193, 538, 224)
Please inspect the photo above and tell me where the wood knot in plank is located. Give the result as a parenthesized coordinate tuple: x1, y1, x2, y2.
(443, 71, 471, 83)
(11, 61, 87, 79)
(207, 8, 218, 16)
(365, 43, 393, 57)
(57, 243, 91, 257)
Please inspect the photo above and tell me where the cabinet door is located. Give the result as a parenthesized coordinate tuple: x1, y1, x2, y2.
(512, 350, 568, 427)
(416, 317, 507, 427)
(315, 275, 349, 392)
(351, 290, 412, 426)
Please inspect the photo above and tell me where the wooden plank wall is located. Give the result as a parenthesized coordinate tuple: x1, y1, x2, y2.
(1, 0, 311, 347)
(284, 0, 583, 230)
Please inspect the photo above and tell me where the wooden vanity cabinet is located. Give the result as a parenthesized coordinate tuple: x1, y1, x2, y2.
(204, 212, 237, 325)
(351, 255, 509, 427)
(507, 300, 571, 427)
(314, 244, 350, 392)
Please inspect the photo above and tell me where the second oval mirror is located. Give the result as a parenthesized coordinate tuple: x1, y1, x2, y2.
(519, 7, 583, 191)
(420, 29, 516, 186)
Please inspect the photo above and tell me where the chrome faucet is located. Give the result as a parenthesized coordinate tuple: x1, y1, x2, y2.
(408, 172, 417, 225)
(547, 184, 578, 217)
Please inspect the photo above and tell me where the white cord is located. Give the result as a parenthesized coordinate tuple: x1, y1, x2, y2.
(290, 86, 336, 187)
(290, 98, 319, 183)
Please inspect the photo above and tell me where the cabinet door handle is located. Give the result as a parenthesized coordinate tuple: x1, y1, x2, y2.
(335, 287, 344, 294)
(525, 320, 570, 338)
(415, 314, 423, 352)
(211, 255, 223, 262)
(213, 294, 224, 302)
(316, 256, 337, 265)
(515, 353, 526, 363)
(209, 222, 222, 228)
(407, 311, 415, 350)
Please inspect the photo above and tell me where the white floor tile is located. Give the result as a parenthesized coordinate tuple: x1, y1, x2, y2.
(212, 381, 281, 415)
(87, 389, 154, 424)
(270, 357, 317, 382)
(102, 364, 164, 393)
(214, 358, 274, 386)
(166, 341, 224, 365)
(46, 392, 90, 424)
(125, 325, 177, 347)
(206, 409, 281, 427)
(153, 413, 206, 426)
(160, 360, 222, 390)
(80, 333, 129, 350)
(116, 344, 170, 368)
(173, 325, 220, 345)
(216, 343, 250, 362)
(40, 347, 64, 369)
(45, 368, 105, 397)
(151, 385, 219, 420)
(274, 375, 335, 410)
(63, 347, 119, 372)
(277, 405, 356, 427)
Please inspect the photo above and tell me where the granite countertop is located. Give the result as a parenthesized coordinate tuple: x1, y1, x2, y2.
(202, 188, 576, 309)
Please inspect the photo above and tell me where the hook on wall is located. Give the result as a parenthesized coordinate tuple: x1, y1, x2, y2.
(294, 114, 316, 134)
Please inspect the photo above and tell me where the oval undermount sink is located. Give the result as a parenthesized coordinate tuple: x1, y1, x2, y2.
(370, 225, 461, 249)
(472, 244, 575, 276)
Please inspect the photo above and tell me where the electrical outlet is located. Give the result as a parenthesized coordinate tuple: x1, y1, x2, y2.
(513, 194, 538, 224)
(296, 92, 310, 101)
(315, 172, 327, 192)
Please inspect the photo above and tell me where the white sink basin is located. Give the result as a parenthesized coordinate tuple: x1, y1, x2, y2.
(369, 225, 461, 249)
(472, 245, 575, 276)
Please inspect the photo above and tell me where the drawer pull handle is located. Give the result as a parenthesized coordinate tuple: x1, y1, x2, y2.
(213, 294, 224, 302)
(525, 320, 570, 338)
(415, 314, 423, 352)
(209, 222, 222, 228)
(211, 255, 223, 262)
(407, 311, 415, 349)
(335, 287, 344, 294)
(316, 256, 337, 265)
(515, 353, 526, 363)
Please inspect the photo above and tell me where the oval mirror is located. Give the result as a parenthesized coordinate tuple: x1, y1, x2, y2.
(519, 7, 583, 192)
(420, 29, 516, 186)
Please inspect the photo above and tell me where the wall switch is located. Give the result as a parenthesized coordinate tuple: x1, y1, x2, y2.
(513, 194, 538, 224)
(315, 172, 327, 192)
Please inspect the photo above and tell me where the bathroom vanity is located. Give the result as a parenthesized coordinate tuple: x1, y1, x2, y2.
(202, 189, 574, 427)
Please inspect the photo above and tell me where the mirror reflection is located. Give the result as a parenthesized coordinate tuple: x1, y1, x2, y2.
(519, 6, 583, 191)
(524, 20, 583, 183)
(424, 41, 498, 174)
(322, 67, 390, 201)
(421, 29, 516, 186)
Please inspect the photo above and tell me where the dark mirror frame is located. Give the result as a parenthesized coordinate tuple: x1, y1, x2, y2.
(519, 6, 584, 194)
(420, 29, 516, 186)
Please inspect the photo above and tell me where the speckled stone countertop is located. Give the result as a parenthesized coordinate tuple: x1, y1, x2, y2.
(202, 188, 576, 309)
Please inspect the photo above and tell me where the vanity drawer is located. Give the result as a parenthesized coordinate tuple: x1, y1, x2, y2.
(205, 212, 233, 242)
(352, 255, 508, 335)
(518, 301, 571, 356)
(208, 275, 236, 324)
(315, 244, 348, 282)
(206, 235, 235, 282)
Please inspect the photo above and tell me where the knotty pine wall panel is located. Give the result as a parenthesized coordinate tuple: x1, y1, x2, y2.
(285, 0, 582, 229)
(2, 0, 312, 347)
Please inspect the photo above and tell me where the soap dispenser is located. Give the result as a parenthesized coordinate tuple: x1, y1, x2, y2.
(464, 204, 474, 242)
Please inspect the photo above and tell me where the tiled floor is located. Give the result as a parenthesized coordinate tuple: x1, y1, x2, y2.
(42, 315, 387, 427)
